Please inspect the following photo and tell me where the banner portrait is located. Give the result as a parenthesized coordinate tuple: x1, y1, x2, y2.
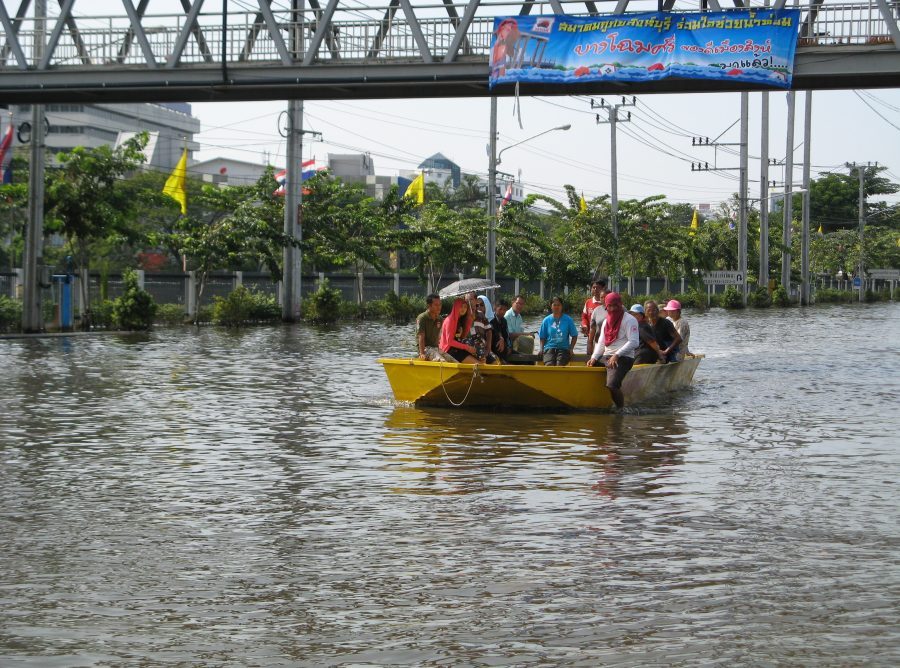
(489, 10, 801, 90)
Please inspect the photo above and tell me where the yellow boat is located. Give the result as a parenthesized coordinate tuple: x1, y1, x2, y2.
(378, 355, 702, 409)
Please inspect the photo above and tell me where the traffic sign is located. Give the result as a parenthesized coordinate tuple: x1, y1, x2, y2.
(852, 276, 862, 288)
(702, 270, 744, 285)
(867, 268, 899, 280)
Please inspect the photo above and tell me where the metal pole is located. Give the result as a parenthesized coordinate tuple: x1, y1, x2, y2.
(487, 96, 497, 284)
(782, 91, 795, 295)
(800, 91, 812, 306)
(23, 0, 47, 332)
(282, 0, 304, 321)
(858, 164, 865, 303)
(739, 92, 749, 305)
(759, 91, 769, 288)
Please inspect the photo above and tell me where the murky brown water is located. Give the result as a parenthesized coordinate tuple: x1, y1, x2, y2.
(1, 303, 898, 666)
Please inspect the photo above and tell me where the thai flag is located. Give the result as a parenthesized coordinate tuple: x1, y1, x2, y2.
(0, 115, 13, 185)
(273, 158, 320, 196)
(498, 182, 512, 212)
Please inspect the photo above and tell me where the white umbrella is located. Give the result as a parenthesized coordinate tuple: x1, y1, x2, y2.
(438, 278, 500, 299)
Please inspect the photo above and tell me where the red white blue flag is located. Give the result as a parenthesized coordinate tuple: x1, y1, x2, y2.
(274, 158, 322, 196)
(0, 115, 13, 184)
(498, 182, 513, 213)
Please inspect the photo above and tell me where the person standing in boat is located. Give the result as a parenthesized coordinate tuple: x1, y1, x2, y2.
(439, 298, 479, 364)
(539, 296, 579, 366)
(644, 300, 682, 363)
(416, 293, 449, 362)
(664, 299, 691, 360)
(588, 292, 640, 409)
(582, 279, 608, 353)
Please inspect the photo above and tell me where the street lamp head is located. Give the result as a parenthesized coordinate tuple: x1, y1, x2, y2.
(557, 124, 572, 131)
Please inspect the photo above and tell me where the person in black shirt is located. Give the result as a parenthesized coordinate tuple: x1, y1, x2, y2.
(629, 304, 666, 365)
(644, 300, 682, 363)
(491, 298, 512, 362)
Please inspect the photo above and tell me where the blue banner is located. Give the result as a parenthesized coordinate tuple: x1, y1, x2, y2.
(489, 10, 801, 90)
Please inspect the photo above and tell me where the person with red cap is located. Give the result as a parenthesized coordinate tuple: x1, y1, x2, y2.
(664, 299, 691, 360)
(587, 292, 640, 408)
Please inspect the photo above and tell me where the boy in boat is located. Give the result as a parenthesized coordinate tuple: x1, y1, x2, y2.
(416, 293, 451, 361)
(587, 292, 639, 408)
(582, 279, 608, 353)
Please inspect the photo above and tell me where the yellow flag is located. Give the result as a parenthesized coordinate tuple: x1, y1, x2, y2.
(817, 224, 824, 236)
(689, 209, 699, 236)
(404, 171, 424, 205)
(579, 192, 587, 212)
(162, 148, 188, 215)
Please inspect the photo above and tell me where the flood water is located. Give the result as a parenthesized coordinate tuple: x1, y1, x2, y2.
(1, 303, 898, 666)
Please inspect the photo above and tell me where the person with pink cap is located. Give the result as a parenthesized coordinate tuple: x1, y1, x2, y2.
(663, 299, 691, 360)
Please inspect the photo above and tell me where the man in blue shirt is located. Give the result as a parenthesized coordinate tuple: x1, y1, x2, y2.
(538, 296, 579, 366)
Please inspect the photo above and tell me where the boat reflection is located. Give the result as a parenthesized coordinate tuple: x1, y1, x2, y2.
(381, 406, 690, 498)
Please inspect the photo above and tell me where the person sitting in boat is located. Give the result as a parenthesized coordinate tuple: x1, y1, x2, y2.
(664, 299, 691, 360)
(582, 279, 608, 353)
(538, 296, 579, 366)
(491, 298, 512, 362)
(472, 296, 497, 363)
(439, 298, 479, 364)
(505, 295, 534, 355)
(629, 303, 666, 365)
(588, 292, 640, 409)
(644, 300, 682, 363)
(416, 293, 451, 362)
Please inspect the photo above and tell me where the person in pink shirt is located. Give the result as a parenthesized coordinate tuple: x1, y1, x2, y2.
(583, 279, 608, 353)
(439, 298, 479, 364)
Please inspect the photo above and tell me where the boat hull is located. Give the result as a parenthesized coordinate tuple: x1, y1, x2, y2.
(378, 356, 702, 409)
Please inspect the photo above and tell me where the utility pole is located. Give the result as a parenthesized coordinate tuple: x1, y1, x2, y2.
(282, 99, 303, 321)
(738, 92, 749, 305)
(593, 96, 635, 291)
(800, 91, 812, 306)
(759, 91, 770, 289)
(855, 162, 868, 303)
(487, 96, 498, 284)
(782, 91, 796, 296)
(23, 0, 46, 332)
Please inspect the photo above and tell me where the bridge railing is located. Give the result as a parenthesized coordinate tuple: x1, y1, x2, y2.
(1, 2, 896, 70)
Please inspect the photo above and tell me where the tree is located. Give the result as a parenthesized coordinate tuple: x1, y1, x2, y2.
(45, 133, 149, 326)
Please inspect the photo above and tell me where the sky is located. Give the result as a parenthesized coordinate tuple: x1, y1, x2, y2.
(189, 88, 900, 210)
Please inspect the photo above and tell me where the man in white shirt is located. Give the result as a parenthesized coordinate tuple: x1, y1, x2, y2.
(587, 292, 639, 408)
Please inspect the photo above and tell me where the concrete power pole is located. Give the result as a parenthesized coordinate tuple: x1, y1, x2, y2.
(759, 92, 770, 288)
(738, 92, 749, 305)
(782, 91, 796, 296)
(23, 0, 47, 332)
(282, 99, 303, 321)
(800, 91, 813, 306)
(857, 163, 866, 303)
(593, 96, 634, 292)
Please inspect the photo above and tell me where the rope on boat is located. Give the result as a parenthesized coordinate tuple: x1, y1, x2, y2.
(438, 360, 481, 407)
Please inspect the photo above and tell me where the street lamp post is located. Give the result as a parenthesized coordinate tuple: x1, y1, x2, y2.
(487, 100, 570, 283)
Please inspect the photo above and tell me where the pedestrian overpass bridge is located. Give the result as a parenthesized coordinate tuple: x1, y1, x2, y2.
(1, 0, 898, 103)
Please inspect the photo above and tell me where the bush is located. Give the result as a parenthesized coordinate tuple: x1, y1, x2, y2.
(771, 285, 791, 307)
(89, 299, 117, 329)
(748, 287, 771, 308)
(0, 295, 22, 333)
(302, 279, 343, 324)
(155, 303, 188, 325)
(814, 288, 853, 304)
(112, 269, 157, 330)
(674, 288, 709, 309)
(371, 291, 424, 323)
(721, 285, 745, 309)
(212, 286, 279, 327)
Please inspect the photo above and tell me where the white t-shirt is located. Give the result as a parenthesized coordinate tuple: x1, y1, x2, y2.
(592, 312, 640, 360)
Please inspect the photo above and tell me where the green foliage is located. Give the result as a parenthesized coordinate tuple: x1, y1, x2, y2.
(748, 287, 772, 308)
(212, 285, 280, 327)
(771, 285, 792, 307)
(155, 303, 188, 325)
(370, 291, 425, 323)
(674, 288, 708, 309)
(522, 292, 549, 316)
(720, 285, 745, 309)
(89, 300, 116, 329)
(302, 279, 343, 324)
(0, 295, 22, 332)
(112, 268, 157, 330)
